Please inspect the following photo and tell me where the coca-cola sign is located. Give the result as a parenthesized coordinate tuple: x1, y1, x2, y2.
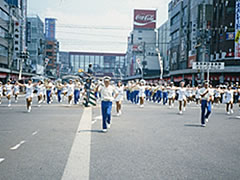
(134, 9, 156, 29)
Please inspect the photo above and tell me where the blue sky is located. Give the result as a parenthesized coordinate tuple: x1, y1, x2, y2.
(28, 0, 170, 53)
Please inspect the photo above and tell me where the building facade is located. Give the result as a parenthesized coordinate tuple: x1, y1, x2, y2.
(44, 18, 60, 78)
(69, 52, 126, 79)
(59, 51, 70, 77)
(126, 9, 160, 78)
(26, 15, 45, 75)
(157, 20, 170, 75)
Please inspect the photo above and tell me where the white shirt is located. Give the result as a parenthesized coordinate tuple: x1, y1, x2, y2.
(115, 86, 124, 101)
(99, 85, 117, 101)
(0, 86, 3, 95)
(37, 84, 44, 96)
(25, 84, 34, 98)
(225, 89, 234, 103)
(200, 87, 212, 101)
(177, 88, 186, 101)
(67, 84, 75, 96)
(137, 85, 146, 97)
(5, 84, 13, 95)
(14, 85, 20, 93)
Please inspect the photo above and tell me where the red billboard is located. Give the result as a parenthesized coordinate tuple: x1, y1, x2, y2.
(134, 9, 156, 29)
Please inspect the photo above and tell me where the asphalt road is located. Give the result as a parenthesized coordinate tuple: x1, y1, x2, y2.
(0, 96, 240, 180)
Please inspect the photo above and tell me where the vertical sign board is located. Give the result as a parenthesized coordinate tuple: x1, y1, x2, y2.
(235, 0, 240, 58)
(45, 18, 56, 40)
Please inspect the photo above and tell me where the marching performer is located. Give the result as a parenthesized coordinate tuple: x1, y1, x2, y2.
(67, 79, 75, 105)
(225, 86, 234, 114)
(167, 82, 176, 108)
(177, 81, 187, 114)
(13, 81, 20, 103)
(4, 80, 13, 107)
(56, 80, 63, 103)
(18, 79, 35, 113)
(74, 79, 81, 104)
(115, 81, 124, 116)
(138, 79, 146, 108)
(96, 76, 118, 133)
(36, 80, 44, 106)
(62, 82, 68, 102)
(46, 79, 53, 104)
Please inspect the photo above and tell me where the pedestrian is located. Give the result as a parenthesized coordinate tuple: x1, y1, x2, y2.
(4, 80, 13, 107)
(199, 82, 213, 127)
(225, 86, 235, 114)
(115, 81, 124, 116)
(138, 79, 146, 108)
(96, 76, 118, 133)
(56, 80, 63, 103)
(84, 78, 92, 107)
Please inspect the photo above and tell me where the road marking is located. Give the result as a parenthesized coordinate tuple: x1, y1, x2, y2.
(32, 131, 38, 136)
(0, 158, 5, 164)
(10, 140, 26, 150)
(62, 107, 92, 180)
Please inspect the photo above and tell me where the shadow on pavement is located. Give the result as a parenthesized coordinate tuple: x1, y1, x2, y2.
(78, 130, 103, 133)
(184, 124, 202, 128)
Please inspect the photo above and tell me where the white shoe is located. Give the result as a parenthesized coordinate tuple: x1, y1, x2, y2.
(169, 106, 172, 109)
(183, 107, 186, 111)
(230, 109, 234, 114)
(8, 104, 11, 107)
(140, 104, 144, 108)
(227, 111, 230, 115)
(201, 124, 206, 127)
(0, 102, 1, 104)
(116, 113, 120, 117)
(205, 118, 208, 123)
(119, 110, 122, 115)
(102, 129, 107, 133)
(15, 100, 17, 103)
(179, 111, 183, 115)
(107, 123, 111, 129)
(38, 104, 41, 107)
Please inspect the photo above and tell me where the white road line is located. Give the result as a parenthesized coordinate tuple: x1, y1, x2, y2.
(32, 131, 38, 136)
(93, 115, 102, 120)
(10, 140, 26, 150)
(0, 158, 5, 164)
(62, 107, 92, 180)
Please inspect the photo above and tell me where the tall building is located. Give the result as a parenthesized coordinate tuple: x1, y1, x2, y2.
(157, 20, 170, 76)
(126, 9, 160, 78)
(26, 15, 45, 75)
(44, 18, 59, 77)
(69, 52, 126, 79)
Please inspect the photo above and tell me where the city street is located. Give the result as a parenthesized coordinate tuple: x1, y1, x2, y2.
(0, 96, 240, 179)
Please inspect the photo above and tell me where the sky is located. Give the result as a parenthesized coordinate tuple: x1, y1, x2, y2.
(28, 0, 170, 53)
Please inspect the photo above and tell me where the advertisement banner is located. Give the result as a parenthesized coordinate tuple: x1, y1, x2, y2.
(134, 9, 156, 29)
(235, 0, 240, 58)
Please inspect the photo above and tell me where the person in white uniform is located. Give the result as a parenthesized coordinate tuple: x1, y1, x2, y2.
(115, 81, 124, 116)
(167, 82, 176, 108)
(36, 80, 44, 106)
(138, 79, 146, 108)
(67, 79, 75, 105)
(225, 86, 235, 114)
(96, 76, 118, 133)
(19, 79, 36, 112)
(177, 81, 187, 114)
(4, 80, 13, 107)
(13, 81, 20, 103)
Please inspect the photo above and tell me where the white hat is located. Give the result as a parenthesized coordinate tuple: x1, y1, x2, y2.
(103, 76, 111, 81)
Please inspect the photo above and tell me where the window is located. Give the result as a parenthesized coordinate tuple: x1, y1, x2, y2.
(171, 30, 179, 40)
(0, 45, 8, 57)
(138, 37, 142, 40)
(138, 30, 142, 33)
(171, 13, 180, 26)
(0, 27, 7, 38)
(0, 9, 9, 22)
(46, 52, 53, 56)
